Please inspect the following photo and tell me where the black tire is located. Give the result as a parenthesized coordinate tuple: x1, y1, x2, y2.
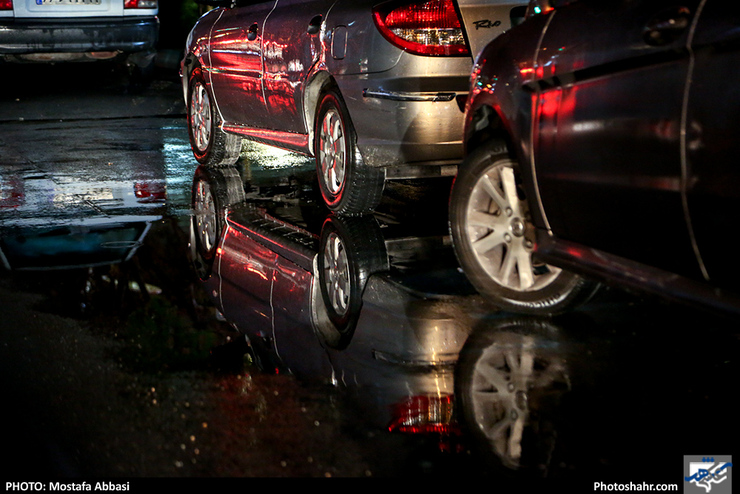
(187, 67, 242, 168)
(314, 89, 385, 215)
(190, 165, 246, 279)
(317, 214, 388, 340)
(449, 141, 598, 314)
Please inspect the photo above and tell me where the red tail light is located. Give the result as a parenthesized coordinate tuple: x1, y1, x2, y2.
(373, 0, 470, 57)
(134, 181, 166, 203)
(124, 0, 157, 8)
(0, 0, 13, 11)
(0, 177, 24, 209)
(388, 395, 460, 435)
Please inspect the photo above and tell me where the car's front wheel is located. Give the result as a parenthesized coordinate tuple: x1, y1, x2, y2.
(450, 142, 598, 314)
(315, 89, 385, 215)
(190, 166, 246, 279)
(187, 67, 242, 168)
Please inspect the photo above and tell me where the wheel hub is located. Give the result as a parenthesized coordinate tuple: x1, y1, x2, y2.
(510, 217, 525, 237)
(319, 109, 346, 195)
(464, 159, 562, 292)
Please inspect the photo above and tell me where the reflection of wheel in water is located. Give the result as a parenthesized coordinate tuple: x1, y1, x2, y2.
(315, 214, 387, 347)
(193, 178, 217, 261)
(190, 166, 246, 279)
(455, 319, 569, 471)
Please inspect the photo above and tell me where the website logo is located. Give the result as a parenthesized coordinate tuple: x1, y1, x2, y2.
(684, 456, 733, 493)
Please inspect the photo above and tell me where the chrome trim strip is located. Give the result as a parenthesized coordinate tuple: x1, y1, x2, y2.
(362, 89, 458, 102)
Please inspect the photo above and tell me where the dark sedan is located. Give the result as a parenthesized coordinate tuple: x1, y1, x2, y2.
(449, 0, 740, 315)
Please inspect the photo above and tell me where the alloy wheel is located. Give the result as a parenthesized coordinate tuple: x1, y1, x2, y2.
(469, 332, 567, 468)
(318, 108, 346, 196)
(465, 160, 560, 292)
(194, 180, 216, 255)
(322, 230, 350, 317)
(190, 82, 212, 153)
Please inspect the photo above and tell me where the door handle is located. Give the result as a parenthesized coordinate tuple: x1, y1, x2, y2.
(307, 15, 322, 35)
(247, 22, 259, 41)
(643, 6, 691, 46)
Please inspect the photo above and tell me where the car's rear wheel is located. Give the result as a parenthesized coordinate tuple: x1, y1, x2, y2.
(315, 89, 385, 215)
(187, 68, 241, 167)
(450, 142, 598, 314)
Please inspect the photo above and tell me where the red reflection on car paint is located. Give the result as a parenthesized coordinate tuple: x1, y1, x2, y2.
(246, 263, 270, 281)
(210, 51, 262, 75)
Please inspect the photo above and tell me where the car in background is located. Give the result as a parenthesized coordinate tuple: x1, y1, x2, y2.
(181, 0, 526, 215)
(449, 0, 740, 315)
(0, 0, 159, 77)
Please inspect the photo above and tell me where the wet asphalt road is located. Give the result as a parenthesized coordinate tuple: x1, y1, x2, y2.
(0, 61, 738, 486)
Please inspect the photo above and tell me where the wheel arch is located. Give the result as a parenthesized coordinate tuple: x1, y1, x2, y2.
(182, 53, 200, 88)
(462, 97, 550, 232)
(464, 101, 515, 159)
(303, 70, 338, 157)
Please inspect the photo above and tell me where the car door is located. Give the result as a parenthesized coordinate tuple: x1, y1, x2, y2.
(208, 0, 277, 127)
(217, 223, 277, 336)
(260, 0, 336, 134)
(684, 0, 740, 287)
(531, 0, 705, 280)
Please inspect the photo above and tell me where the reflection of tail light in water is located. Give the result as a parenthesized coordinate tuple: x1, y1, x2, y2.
(388, 395, 463, 451)
(0, 177, 24, 208)
(134, 181, 167, 203)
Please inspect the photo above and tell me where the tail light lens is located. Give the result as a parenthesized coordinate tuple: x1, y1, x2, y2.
(0, 0, 12, 11)
(124, 0, 157, 8)
(373, 0, 470, 56)
(388, 395, 460, 435)
(134, 181, 166, 203)
(0, 177, 24, 209)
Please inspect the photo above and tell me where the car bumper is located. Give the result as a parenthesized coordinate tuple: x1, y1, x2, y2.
(0, 17, 159, 57)
(335, 71, 468, 171)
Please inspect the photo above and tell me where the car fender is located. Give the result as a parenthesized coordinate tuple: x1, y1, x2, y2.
(462, 11, 553, 229)
(181, 8, 224, 98)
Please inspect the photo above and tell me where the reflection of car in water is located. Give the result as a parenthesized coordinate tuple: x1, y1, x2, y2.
(188, 164, 738, 479)
(453, 306, 738, 482)
(455, 317, 571, 473)
(189, 163, 474, 443)
(0, 174, 164, 271)
(189, 163, 466, 347)
(0, 220, 156, 271)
